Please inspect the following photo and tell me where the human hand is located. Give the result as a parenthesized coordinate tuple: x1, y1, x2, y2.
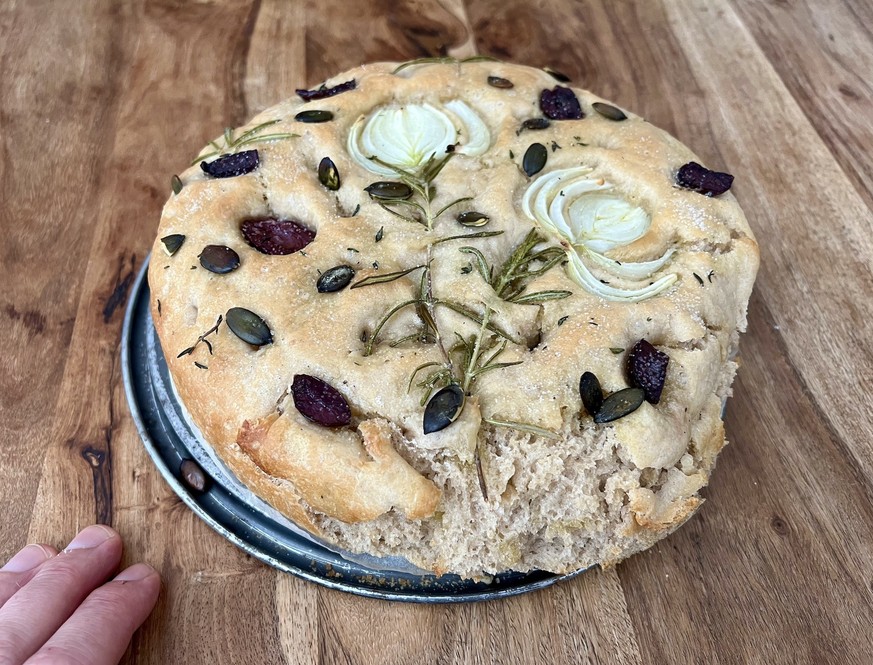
(0, 525, 160, 665)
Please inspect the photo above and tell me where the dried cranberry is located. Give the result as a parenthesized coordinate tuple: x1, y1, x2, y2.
(292, 374, 351, 427)
(240, 219, 315, 255)
(201, 150, 259, 178)
(296, 79, 356, 101)
(539, 86, 583, 120)
(676, 161, 734, 197)
(627, 339, 669, 404)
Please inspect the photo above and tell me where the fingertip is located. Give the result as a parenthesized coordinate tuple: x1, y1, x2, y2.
(63, 524, 119, 552)
(114, 563, 159, 583)
(1, 544, 54, 574)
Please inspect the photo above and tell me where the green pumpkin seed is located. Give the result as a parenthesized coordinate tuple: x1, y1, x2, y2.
(317, 265, 355, 293)
(487, 75, 514, 89)
(592, 102, 627, 121)
(423, 383, 466, 434)
(364, 181, 413, 200)
(226, 307, 273, 346)
(161, 234, 185, 256)
(295, 110, 334, 123)
(579, 371, 603, 416)
(522, 143, 548, 177)
(520, 118, 551, 132)
(456, 211, 490, 227)
(171, 174, 183, 195)
(318, 156, 341, 190)
(198, 245, 240, 274)
(543, 66, 571, 82)
(594, 387, 645, 424)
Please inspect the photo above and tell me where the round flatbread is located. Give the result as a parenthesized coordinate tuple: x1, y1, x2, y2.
(149, 60, 759, 577)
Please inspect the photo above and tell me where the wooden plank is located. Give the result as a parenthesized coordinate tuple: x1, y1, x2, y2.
(13, 1, 288, 663)
(298, 0, 474, 85)
(728, 0, 873, 210)
(662, 0, 873, 499)
(3, 0, 873, 662)
(0, 0, 121, 551)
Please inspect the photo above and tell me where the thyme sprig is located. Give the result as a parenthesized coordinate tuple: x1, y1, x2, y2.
(177, 315, 223, 358)
(191, 119, 298, 165)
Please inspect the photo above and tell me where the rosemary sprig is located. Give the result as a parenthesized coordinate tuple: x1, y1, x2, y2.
(460, 228, 568, 304)
(191, 119, 298, 165)
(363, 299, 421, 356)
(350, 265, 425, 289)
(433, 230, 504, 246)
(367, 153, 471, 230)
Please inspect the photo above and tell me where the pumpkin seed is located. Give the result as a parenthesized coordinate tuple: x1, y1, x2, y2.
(364, 181, 413, 200)
(171, 174, 183, 195)
(292, 374, 351, 427)
(487, 75, 514, 89)
(180, 459, 208, 492)
(456, 211, 490, 227)
(200, 150, 260, 178)
(226, 307, 273, 346)
(520, 118, 551, 132)
(161, 234, 185, 256)
(543, 66, 571, 82)
(198, 245, 240, 274)
(594, 387, 645, 424)
(295, 110, 334, 123)
(423, 383, 465, 434)
(317, 265, 355, 293)
(579, 371, 603, 416)
(318, 156, 340, 190)
(522, 143, 548, 177)
(592, 102, 627, 121)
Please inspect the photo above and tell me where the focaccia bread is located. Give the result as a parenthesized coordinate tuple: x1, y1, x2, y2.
(149, 60, 759, 578)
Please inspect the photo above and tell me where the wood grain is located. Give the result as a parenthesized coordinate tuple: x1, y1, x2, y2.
(2, 0, 873, 663)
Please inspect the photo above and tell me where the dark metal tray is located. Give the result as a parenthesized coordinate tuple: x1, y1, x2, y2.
(121, 256, 585, 602)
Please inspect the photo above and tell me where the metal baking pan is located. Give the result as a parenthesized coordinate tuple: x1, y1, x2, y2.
(122, 256, 586, 602)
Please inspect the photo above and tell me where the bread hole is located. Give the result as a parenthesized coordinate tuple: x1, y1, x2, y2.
(184, 304, 198, 326)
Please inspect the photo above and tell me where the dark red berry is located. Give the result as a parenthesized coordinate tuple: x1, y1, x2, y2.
(240, 219, 315, 255)
(292, 374, 351, 427)
(539, 86, 583, 120)
(627, 339, 669, 404)
(201, 150, 259, 178)
(676, 161, 734, 197)
(296, 79, 356, 101)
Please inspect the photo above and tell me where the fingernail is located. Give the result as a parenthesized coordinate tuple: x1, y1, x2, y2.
(2, 544, 53, 573)
(65, 525, 116, 552)
(114, 563, 157, 582)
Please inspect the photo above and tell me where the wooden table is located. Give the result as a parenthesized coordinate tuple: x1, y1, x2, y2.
(3, 1, 872, 662)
